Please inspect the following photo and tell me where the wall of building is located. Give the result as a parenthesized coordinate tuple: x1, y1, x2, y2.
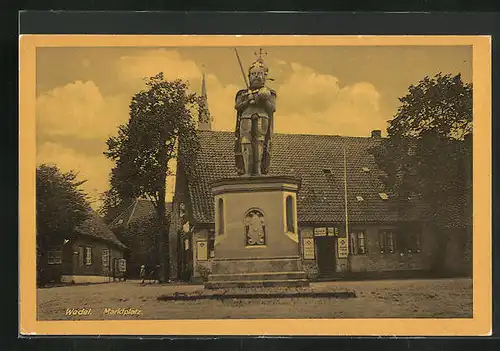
(442, 226, 473, 277)
(299, 227, 319, 279)
(66, 237, 124, 278)
(348, 223, 435, 274)
(191, 228, 211, 281)
(298, 222, 439, 279)
(178, 222, 471, 282)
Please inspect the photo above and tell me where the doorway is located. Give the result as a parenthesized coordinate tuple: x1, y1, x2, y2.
(315, 236, 337, 275)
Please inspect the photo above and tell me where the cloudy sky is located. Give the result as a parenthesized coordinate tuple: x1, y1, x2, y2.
(36, 45, 472, 209)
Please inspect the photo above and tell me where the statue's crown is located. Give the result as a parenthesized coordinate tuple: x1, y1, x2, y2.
(248, 57, 268, 76)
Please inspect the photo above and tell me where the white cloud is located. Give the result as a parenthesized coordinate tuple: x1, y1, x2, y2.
(36, 81, 130, 140)
(204, 74, 239, 131)
(117, 49, 202, 92)
(37, 142, 113, 209)
(274, 62, 384, 136)
(116, 49, 240, 132)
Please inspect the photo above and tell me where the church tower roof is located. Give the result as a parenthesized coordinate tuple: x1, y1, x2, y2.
(198, 69, 212, 131)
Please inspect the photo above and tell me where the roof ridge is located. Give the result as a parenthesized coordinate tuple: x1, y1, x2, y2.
(126, 198, 140, 227)
(197, 129, 383, 139)
(109, 199, 138, 226)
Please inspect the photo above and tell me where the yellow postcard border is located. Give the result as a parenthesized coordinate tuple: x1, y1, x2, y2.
(19, 35, 492, 336)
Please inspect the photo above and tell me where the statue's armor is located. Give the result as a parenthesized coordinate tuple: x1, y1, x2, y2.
(235, 89, 275, 176)
(234, 55, 276, 176)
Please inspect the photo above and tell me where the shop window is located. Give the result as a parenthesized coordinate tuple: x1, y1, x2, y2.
(379, 230, 395, 254)
(218, 198, 224, 235)
(286, 195, 295, 233)
(47, 246, 62, 265)
(349, 231, 366, 255)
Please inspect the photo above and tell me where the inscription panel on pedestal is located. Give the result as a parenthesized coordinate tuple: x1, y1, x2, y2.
(244, 209, 266, 246)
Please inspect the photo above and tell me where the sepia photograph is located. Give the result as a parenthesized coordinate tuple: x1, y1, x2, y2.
(19, 35, 491, 336)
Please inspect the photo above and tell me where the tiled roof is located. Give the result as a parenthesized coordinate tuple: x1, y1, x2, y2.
(76, 210, 126, 249)
(110, 199, 172, 229)
(185, 130, 427, 225)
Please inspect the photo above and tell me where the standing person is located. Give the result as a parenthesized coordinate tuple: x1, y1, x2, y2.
(140, 264, 146, 284)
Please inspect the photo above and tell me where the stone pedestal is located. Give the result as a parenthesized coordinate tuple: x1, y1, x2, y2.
(205, 176, 309, 289)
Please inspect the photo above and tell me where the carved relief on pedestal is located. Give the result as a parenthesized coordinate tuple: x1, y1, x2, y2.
(244, 209, 266, 246)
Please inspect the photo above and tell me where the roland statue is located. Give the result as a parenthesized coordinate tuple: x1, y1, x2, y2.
(234, 49, 276, 176)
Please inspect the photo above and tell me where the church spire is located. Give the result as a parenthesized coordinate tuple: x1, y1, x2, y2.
(198, 67, 212, 131)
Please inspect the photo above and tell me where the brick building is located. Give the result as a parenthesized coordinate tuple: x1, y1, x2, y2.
(169, 129, 472, 283)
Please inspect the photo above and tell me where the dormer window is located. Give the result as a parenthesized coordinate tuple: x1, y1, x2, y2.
(378, 193, 389, 200)
(322, 168, 332, 174)
(362, 167, 370, 172)
(356, 196, 364, 201)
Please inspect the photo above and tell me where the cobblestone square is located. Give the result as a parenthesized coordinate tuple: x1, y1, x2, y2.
(37, 278, 472, 320)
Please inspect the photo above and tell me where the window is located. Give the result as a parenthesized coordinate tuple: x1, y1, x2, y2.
(349, 230, 366, 255)
(85, 246, 92, 265)
(349, 233, 356, 255)
(399, 227, 422, 253)
(102, 249, 110, 269)
(78, 246, 84, 266)
(286, 195, 295, 233)
(208, 230, 215, 258)
(379, 230, 395, 254)
(47, 246, 62, 265)
(357, 232, 366, 254)
(217, 198, 224, 235)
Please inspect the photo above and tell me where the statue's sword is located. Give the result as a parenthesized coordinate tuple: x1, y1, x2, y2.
(234, 48, 250, 91)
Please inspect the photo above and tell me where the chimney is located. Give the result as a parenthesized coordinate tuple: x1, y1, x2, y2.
(371, 130, 382, 138)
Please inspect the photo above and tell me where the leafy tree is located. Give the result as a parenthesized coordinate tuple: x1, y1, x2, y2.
(371, 73, 472, 272)
(116, 211, 172, 279)
(104, 73, 200, 282)
(36, 164, 90, 285)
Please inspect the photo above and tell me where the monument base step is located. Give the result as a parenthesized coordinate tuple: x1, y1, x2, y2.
(211, 257, 302, 274)
(204, 279, 310, 289)
(208, 271, 307, 282)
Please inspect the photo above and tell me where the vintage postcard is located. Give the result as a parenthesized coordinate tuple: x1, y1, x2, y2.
(19, 35, 491, 336)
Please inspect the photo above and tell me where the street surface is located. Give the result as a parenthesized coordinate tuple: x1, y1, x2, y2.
(37, 278, 472, 320)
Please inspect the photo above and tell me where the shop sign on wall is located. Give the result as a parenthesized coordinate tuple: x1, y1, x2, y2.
(313, 227, 327, 236)
(197, 241, 208, 261)
(337, 238, 348, 258)
(302, 238, 315, 259)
